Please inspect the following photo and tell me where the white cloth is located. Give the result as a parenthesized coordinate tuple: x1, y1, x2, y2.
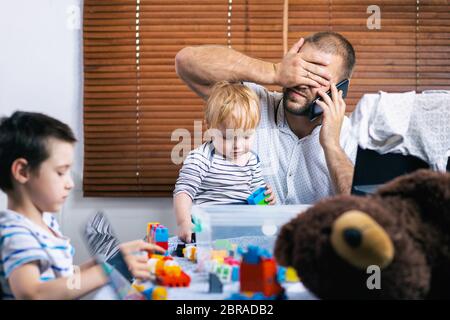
(244, 82, 358, 205)
(351, 90, 450, 171)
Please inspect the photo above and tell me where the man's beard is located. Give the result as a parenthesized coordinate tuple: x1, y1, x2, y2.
(283, 88, 313, 116)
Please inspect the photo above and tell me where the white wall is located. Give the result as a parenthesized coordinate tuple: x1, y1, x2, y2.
(0, 0, 175, 264)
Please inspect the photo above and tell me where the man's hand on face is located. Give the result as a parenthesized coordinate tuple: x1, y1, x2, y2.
(274, 38, 332, 89)
(317, 82, 346, 151)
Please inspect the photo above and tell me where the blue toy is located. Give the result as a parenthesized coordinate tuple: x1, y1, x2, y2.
(277, 266, 287, 283)
(231, 265, 240, 282)
(154, 226, 169, 242)
(227, 291, 287, 300)
(247, 187, 269, 205)
(242, 245, 271, 264)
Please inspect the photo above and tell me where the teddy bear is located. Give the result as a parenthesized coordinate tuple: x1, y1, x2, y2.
(274, 169, 450, 299)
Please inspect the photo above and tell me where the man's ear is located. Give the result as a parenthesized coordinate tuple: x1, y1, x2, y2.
(11, 158, 31, 185)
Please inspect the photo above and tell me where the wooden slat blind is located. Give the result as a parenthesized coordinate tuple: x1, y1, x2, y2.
(83, 0, 449, 197)
(417, 0, 450, 91)
(84, 1, 140, 196)
(289, 0, 450, 110)
(84, 0, 229, 196)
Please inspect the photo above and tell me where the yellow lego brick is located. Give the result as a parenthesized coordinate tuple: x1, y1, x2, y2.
(132, 283, 146, 292)
(152, 287, 168, 300)
(286, 267, 300, 282)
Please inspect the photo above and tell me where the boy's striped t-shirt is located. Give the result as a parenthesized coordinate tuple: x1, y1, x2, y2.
(0, 210, 75, 299)
(174, 141, 266, 204)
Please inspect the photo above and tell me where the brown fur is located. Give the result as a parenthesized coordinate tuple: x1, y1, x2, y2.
(274, 169, 450, 299)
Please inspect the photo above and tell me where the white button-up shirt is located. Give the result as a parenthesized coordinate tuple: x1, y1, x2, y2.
(245, 82, 358, 204)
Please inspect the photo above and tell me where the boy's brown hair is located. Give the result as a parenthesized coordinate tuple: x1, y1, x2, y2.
(0, 111, 77, 192)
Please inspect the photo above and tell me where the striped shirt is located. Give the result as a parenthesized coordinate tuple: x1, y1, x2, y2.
(174, 141, 266, 205)
(0, 210, 75, 299)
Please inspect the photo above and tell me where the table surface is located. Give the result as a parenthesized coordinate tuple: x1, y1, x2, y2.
(94, 235, 316, 300)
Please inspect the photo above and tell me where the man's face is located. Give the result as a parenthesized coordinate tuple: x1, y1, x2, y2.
(283, 43, 344, 116)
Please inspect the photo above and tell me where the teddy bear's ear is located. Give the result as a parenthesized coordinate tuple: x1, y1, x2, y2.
(274, 218, 296, 267)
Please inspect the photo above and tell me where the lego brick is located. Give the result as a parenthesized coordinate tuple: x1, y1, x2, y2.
(246, 187, 269, 205)
(142, 286, 168, 300)
(239, 247, 283, 297)
(242, 245, 271, 264)
(156, 241, 168, 250)
(217, 264, 232, 283)
(209, 273, 223, 293)
(286, 267, 300, 282)
(224, 257, 240, 266)
(231, 265, 240, 282)
(175, 243, 186, 257)
(192, 216, 203, 233)
(157, 270, 191, 287)
(154, 227, 169, 242)
(277, 266, 286, 283)
(214, 239, 233, 251)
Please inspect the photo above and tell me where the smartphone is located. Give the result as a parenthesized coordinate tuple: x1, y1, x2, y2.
(308, 78, 349, 121)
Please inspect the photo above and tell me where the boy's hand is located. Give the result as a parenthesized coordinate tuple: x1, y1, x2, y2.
(119, 240, 165, 280)
(264, 184, 276, 205)
(177, 220, 194, 243)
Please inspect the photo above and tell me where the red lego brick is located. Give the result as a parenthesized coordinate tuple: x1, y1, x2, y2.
(240, 258, 282, 297)
(156, 241, 168, 250)
(157, 270, 191, 287)
(224, 257, 240, 266)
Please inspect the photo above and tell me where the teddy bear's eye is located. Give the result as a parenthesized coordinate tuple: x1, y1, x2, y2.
(321, 227, 331, 235)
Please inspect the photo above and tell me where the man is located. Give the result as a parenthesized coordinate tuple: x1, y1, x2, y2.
(175, 31, 357, 204)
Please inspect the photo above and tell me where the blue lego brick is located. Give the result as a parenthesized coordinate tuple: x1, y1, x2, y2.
(277, 266, 286, 283)
(242, 245, 272, 264)
(231, 266, 240, 282)
(141, 287, 155, 300)
(242, 245, 260, 264)
(154, 227, 169, 242)
(192, 216, 203, 233)
(246, 187, 269, 205)
(227, 292, 278, 300)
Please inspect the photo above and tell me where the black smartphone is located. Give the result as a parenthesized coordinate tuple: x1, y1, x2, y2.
(308, 78, 349, 121)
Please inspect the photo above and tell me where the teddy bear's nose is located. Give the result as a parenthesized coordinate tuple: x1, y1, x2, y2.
(343, 228, 362, 248)
(331, 210, 395, 270)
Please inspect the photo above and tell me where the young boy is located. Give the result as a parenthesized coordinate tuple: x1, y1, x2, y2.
(0, 111, 164, 300)
(174, 81, 276, 243)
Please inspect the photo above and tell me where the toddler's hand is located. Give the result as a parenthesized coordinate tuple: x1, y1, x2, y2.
(264, 184, 276, 205)
(177, 220, 194, 243)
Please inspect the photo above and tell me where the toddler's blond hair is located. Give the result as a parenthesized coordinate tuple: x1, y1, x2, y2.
(205, 81, 260, 130)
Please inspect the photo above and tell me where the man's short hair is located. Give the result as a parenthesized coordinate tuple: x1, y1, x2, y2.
(0, 111, 77, 192)
(304, 31, 356, 80)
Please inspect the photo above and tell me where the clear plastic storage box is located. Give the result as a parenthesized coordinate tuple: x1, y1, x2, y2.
(191, 205, 311, 266)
